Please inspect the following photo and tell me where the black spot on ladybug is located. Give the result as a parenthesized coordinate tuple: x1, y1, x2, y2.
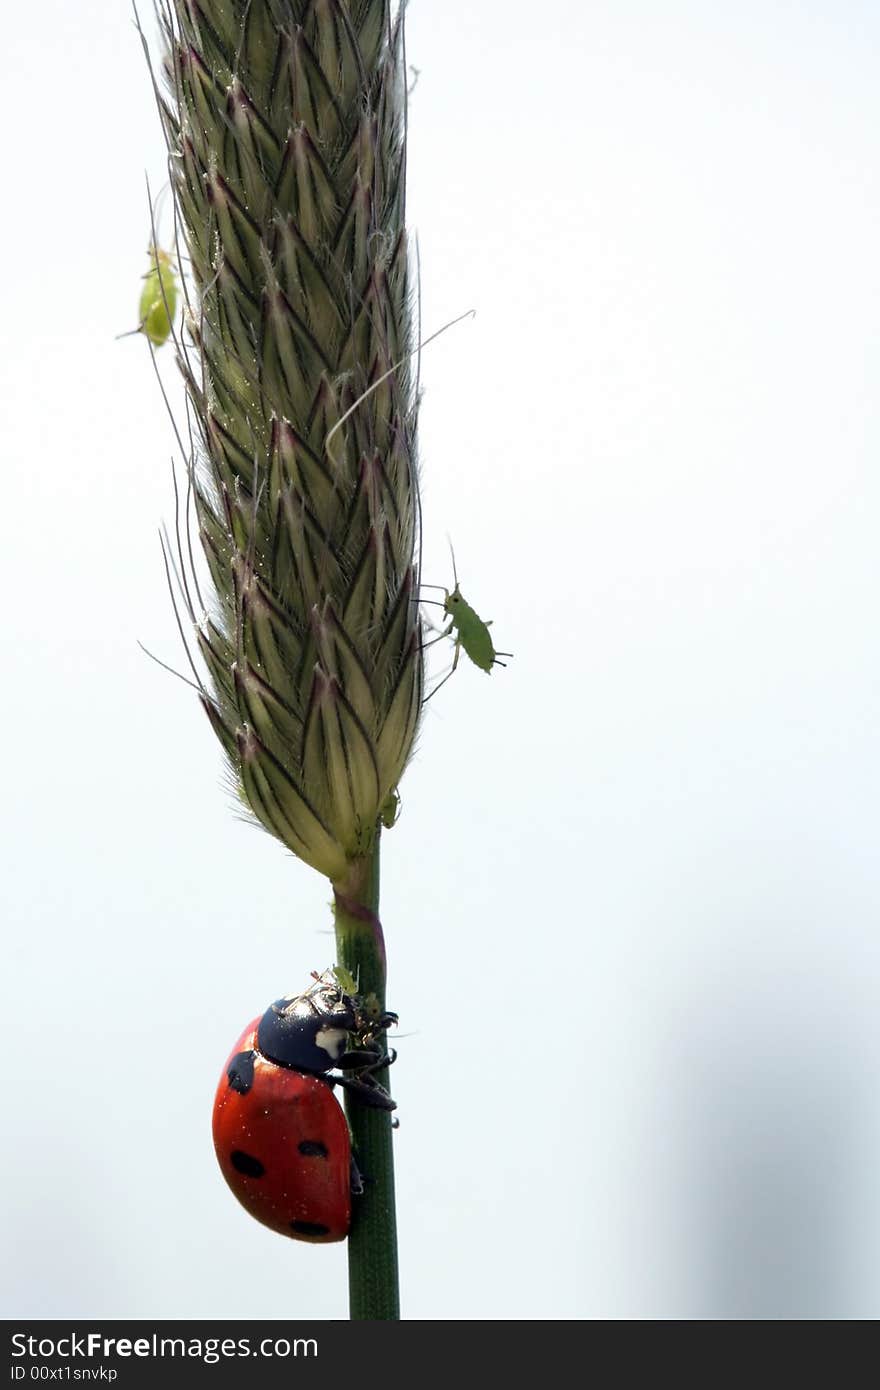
(230, 1150, 265, 1178)
(298, 1140, 329, 1159)
(227, 1051, 256, 1094)
(291, 1220, 330, 1237)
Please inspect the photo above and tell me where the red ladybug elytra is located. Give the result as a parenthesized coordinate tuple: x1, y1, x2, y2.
(212, 1018, 353, 1241)
(212, 974, 397, 1243)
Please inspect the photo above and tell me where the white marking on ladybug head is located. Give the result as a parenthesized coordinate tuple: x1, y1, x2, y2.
(315, 1026, 347, 1060)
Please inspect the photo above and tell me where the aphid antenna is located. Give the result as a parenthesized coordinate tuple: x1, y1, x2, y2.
(148, 181, 171, 239)
(446, 535, 459, 588)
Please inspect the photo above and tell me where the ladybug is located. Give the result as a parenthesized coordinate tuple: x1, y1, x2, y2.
(212, 973, 396, 1242)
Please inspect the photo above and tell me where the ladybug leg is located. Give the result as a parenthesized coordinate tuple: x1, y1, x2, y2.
(331, 1040, 398, 1109)
(361, 1045, 398, 1075)
(337, 1048, 378, 1071)
(337, 1044, 397, 1073)
(330, 1071, 397, 1111)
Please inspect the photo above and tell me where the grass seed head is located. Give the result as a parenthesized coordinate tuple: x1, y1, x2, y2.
(154, 0, 422, 878)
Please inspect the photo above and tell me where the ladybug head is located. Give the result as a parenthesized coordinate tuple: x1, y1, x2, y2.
(257, 975, 359, 1075)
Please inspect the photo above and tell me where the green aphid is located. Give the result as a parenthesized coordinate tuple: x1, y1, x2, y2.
(379, 788, 401, 829)
(137, 245, 178, 347)
(423, 546, 512, 700)
(332, 964, 359, 997)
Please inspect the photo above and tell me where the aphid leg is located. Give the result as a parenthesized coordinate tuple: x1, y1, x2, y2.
(420, 624, 453, 654)
(423, 636, 462, 703)
(115, 320, 148, 340)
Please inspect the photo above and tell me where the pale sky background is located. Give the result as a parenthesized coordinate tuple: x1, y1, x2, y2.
(2, 0, 879, 1320)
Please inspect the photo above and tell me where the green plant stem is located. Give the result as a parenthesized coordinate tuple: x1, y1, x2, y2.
(333, 838, 399, 1321)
